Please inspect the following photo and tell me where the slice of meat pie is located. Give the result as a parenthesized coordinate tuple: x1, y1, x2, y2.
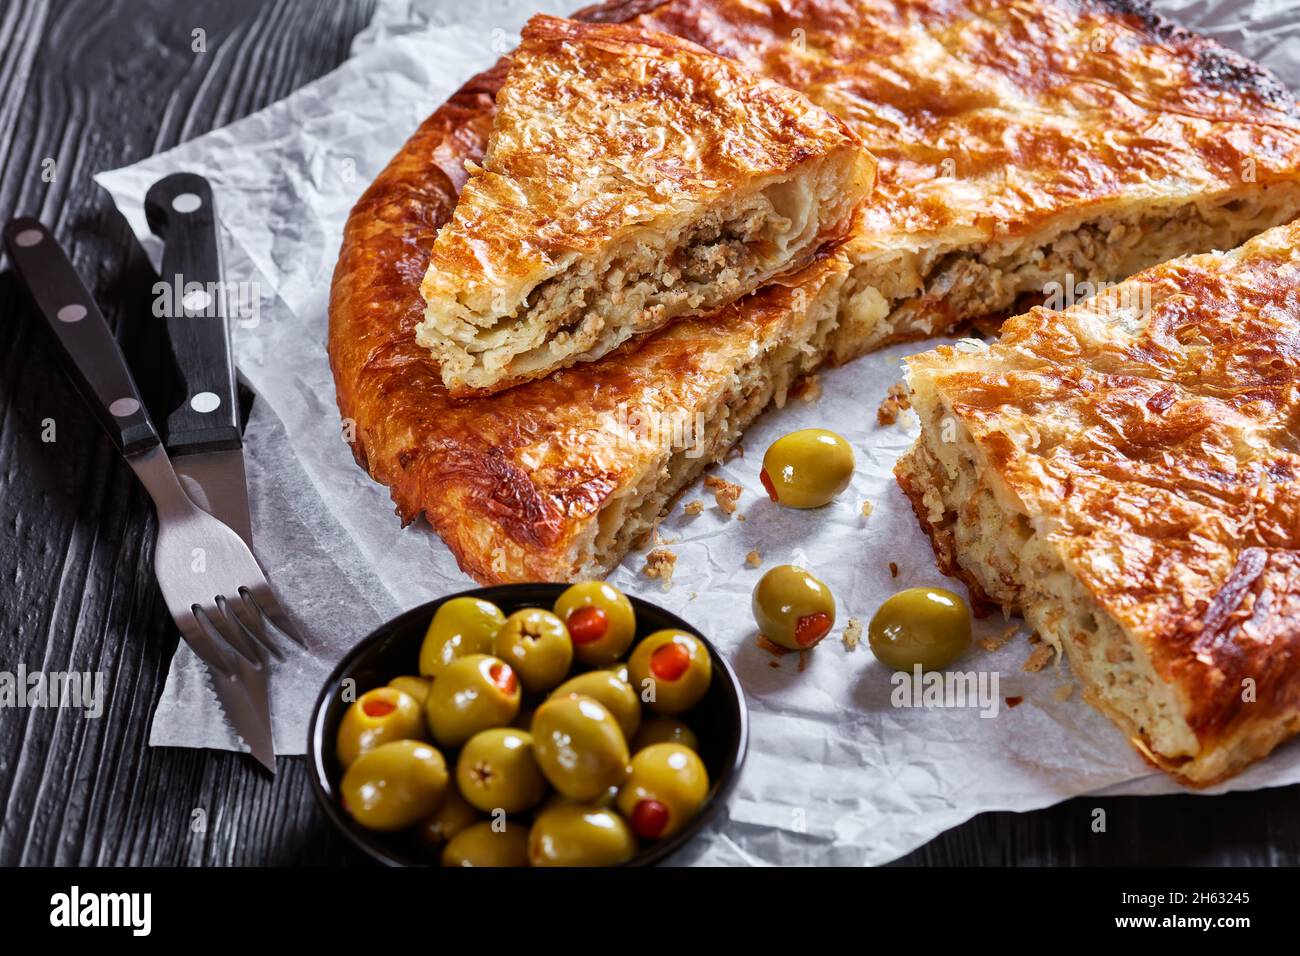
(896, 219, 1300, 785)
(416, 14, 873, 395)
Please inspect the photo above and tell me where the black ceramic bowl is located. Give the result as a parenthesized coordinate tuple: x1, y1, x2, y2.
(308, 583, 748, 866)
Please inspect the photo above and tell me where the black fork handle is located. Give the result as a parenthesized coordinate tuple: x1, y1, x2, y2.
(3, 217, 161, 457)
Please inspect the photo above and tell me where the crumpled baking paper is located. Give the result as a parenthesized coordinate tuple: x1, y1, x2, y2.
(95, 0, 1300, 865)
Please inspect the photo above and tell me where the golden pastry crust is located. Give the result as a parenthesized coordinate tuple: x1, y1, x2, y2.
(897, 219, 1300, 785)
(636, 0, 1300, 246)
(419, 15, 872, 394)
(329, 0, 1300, 587)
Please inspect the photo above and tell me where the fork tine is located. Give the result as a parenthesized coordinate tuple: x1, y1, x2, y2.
(241, 585, 309, 650)
(195, 602, 266, 669)
(175, 610, 241, 681)
(221, 592, 286, 663)
(213, 596, 281, 665)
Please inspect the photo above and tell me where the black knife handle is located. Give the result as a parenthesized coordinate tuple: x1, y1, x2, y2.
(3, 217, 161, 457)
(144, 172, 241, 455)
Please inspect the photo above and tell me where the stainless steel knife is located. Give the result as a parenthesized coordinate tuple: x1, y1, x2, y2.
(143, 173, 253, 547)
(4, 216, 279, 772)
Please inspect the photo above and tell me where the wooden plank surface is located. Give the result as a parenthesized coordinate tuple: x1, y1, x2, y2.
(0, 0, 1296, 867)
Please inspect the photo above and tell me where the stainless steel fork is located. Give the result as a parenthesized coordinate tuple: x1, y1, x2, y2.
(4, 216, 301, 772)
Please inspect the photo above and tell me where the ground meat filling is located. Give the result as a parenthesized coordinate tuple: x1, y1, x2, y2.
(846, 192, 1300, 354)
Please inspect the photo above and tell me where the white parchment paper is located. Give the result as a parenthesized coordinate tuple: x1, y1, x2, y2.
(96, 0, 1300, 865)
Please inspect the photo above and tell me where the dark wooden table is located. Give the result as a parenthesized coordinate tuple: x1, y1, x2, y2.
(1, 0, 1296, 867)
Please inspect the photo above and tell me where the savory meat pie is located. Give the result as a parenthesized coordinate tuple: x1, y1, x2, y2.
(417, 15, 873, 395)
(329, 0, 1300, 585)
(896, 219, 1300, 785)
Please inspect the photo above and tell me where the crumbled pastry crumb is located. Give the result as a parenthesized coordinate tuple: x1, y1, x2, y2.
(682, 500, 704, 516)
(643, 549, 676, 589)
(704, 475, 741, 515)
(792, 373, 822, 403)
(842, 617, 863, 651)
(736, 514, 746, 522)
(876, 382, 912, 425)
(767, 660, 781, 670)
(860, 500, 874, 519)
(977, 624, 1021, 653)
(1005, 696, 1024, 708)
(1054, 683, 1074, 701)
(746, 550, 762, 568)
(725, 443, 744, 461)
(888, 562, 899, 578)
(652, 527, 676, 546)
(757, 634, 791, 656)
(1022, 643, 1055, 673)
(798, 651, 809, 672)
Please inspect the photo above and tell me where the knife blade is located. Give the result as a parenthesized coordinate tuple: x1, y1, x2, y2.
(143, 173, 253, 547)
(3, 215, 276, 772)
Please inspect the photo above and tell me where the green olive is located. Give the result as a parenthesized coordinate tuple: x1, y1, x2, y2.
(387, 675, 431, 707)
(752, 564, 836, 650)
(532, 694, 630, 801)
(760, 428, 855, 508)
(492, 608, 573, 693)
(541, 785, 619, 812)
(441, 820, 529, 867)
(455, 728, 547, 814)
(528, 804, 638, 867)
(335, 686, 425, 769)
(628, 630, 711, 716)
(604, 661, 630, 684)
(340, 740, 448, 832)
(424, 654, 521, 747)
(416, 784, 480, 851)
(419, 597, 506, 678)
(868, 587, 971, 671)
(552, 581, 637, 666)
(631, 716, 699, 754)
(616, 743, 709, 840)
(551, 670, 641, 741)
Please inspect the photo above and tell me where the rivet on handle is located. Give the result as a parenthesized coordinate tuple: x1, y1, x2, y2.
(181, 289, 213, 312)
(190, 392, 221, 413)
(171, 193, 203, 213)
